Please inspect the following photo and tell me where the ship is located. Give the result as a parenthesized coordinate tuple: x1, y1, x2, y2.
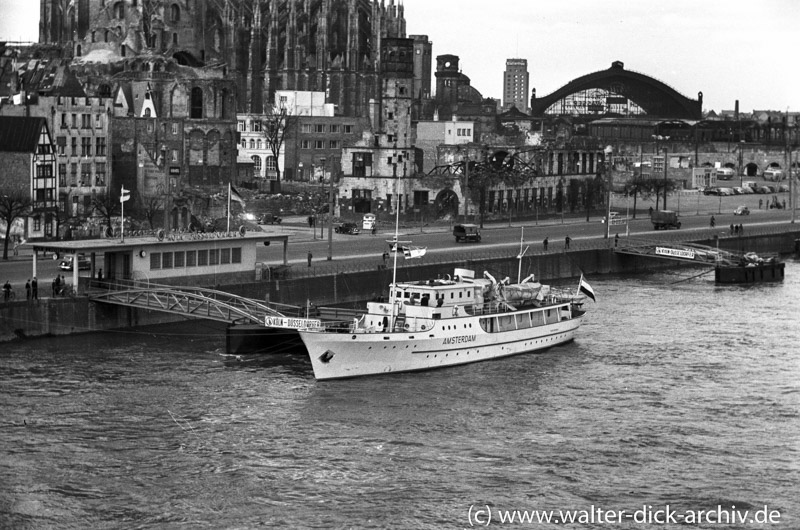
(297, 267, 594, 380)
(714, 252, 785, 284)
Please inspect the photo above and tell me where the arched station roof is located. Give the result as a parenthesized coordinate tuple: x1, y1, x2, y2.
(530, 61, 702, 120)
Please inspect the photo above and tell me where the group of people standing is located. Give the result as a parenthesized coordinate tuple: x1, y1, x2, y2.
(541, 235, 572, 251)
(3, 277, 39, 301)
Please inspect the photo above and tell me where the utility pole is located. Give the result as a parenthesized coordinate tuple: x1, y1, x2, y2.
(326, 157, 334, 260)
(464, 150, 470, 223)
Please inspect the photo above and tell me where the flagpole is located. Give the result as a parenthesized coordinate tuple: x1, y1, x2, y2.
(227, 182, 231, 233)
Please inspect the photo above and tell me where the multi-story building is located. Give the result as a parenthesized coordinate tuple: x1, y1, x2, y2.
(503, 58, 529, 113)
(0, 116, 58, 240)
(0, 55, 111, 229)
(415, 116, 475, 174)
(110, 55, 238, 229)
(339, 37, 419, 215)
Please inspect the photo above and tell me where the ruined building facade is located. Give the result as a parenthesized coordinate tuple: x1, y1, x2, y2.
(38, 0, 411, 117)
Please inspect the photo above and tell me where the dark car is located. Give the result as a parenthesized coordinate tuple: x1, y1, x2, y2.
(453, 224, 481, 242)
(59, 254, 91, 271)
(259, 213, 282, 225)
(335, 222, 360, 235)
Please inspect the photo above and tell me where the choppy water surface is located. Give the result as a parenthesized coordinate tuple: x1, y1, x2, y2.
(1, 263, 798, 529)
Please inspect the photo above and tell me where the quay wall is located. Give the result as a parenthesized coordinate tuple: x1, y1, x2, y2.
(2, 230, 799, 342)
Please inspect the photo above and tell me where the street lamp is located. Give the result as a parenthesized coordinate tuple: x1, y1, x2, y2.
(324, 157, 335, 261)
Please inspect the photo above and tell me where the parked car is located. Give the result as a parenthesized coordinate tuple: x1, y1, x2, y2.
(732, 187, 744, 195)
(703, 187, 720, 196)
(741, 186, 754, 194)
(453, 224, 482, 242)
(756, 186, 772, 194)
(733, 206, 750, 216)
(258, 213, 282, 225)
(59, 254, 91, 271)
(717, 187, 734, 196)
(763, 168, 784, 181)
(334, 222, 360, 235)
(778, 184, 790, 192)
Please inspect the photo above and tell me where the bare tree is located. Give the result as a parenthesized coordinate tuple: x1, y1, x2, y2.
(249, 105, 299, 193)
(91, 192, 121, 234)
(623, 177, 655, 219)
(0, 185, 32, 260)
(136, 192, 164, 229)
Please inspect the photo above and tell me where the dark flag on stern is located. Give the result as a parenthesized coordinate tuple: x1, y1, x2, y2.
(578, 275, 596, 302)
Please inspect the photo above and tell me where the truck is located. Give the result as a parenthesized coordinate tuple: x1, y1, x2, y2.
(650, 210, 681, 230)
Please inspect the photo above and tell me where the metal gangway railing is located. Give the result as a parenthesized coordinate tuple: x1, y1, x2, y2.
(613, 236, 741, 265)
(89, 278, 299, 325)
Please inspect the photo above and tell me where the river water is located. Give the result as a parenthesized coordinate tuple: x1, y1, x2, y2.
(1, 262, 798, 529)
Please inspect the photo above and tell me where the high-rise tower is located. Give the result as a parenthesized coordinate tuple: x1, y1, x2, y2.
(503, 58, 529, 113)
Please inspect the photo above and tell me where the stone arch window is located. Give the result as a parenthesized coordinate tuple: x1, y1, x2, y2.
(76, 44, 82, 56)
(104, 30, 109, 42)
(252, 155, 262, 171)
(265, 156, 277, 172)
(144, 108, 151, 117)
(114, 2, 124, 19)
(170, 85, 188, 117)
(214, 28, 222, 51)
(91, 31, 96, 43)
(190, 87, 203, 119)
(121, 45, 126, 57)
(171, 4, 180, 22)
(220, 89, 228, 119)
(249, 139, 255, 149)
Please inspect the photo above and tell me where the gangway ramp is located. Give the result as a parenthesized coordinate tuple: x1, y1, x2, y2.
(90, 281, 296, 325)
(613, 237, 740, 266)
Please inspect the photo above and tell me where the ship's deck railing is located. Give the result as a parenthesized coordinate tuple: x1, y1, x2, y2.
(306, 295, 576, 334)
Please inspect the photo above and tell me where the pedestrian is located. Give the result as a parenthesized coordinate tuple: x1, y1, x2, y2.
(758, 198, 763, 209)
(32, 277, 38, 300)
(25, 279, 31, 300)
(307, 250, 312, 267)
(382, 251, 389, 267)
(98, 268, 103, 281)
(734, 224, 739, 236)
(710, 215, 716, 228)
(13, 238, 19, 256)
(565, 235, 571, 250)
(649, 206, 654, 217)
(614, 233, 619, 247)
(739, 224, 744, 236)
(3, 280, 10, 301)
(543, 236, 549, 251)
(729, 223, 734, 236)
(371, 226, 377, 236)
(52, 276, 59, 296)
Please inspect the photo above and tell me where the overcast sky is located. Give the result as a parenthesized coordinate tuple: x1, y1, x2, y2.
(2, 0, 797, 113)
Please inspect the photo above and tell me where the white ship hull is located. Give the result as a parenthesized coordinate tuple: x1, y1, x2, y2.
(299, 307, 584, 380)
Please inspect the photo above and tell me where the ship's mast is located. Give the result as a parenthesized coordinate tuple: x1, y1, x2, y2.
(517, 227, 528, 283)
(388, 175, 402, 329)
